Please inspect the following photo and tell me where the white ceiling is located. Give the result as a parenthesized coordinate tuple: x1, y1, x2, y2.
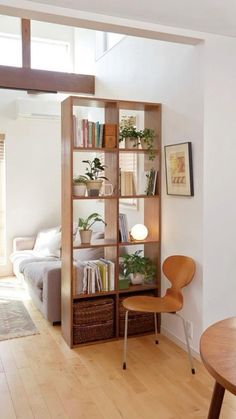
(27, 0, 236, 37)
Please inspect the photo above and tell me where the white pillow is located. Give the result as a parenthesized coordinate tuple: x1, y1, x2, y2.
(33, 227, 61, 257)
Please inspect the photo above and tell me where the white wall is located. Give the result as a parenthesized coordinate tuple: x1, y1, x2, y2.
(0, 90, 61, 276)
(95, 36, 204, 352)
(203, 35, 236, 328)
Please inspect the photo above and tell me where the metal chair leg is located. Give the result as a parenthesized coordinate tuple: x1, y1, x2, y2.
(178, 314, 195, 374)
(123, 310, 129, 370)
(154, 313, 159, 344)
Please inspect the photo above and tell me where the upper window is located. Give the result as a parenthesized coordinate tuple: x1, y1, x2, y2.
(96, 31, 124, 60)
(0, 134, 6, 265)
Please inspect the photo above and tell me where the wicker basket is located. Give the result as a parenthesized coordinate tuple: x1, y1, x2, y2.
(73, 298, 114, 344)
(119, 295, 155, 336)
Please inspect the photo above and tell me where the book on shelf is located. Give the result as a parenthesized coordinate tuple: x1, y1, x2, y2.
(104, 124, 117, 148)
(120, 171, 135, 196)
(73, 259, 115, 295)
(145, 169, 158, 195)
(119, 213, 129, 242)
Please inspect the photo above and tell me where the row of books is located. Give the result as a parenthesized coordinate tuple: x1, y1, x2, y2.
(73, 117, 117, 149)
(73, 259, 115, 295)
(119, 213, 129, 242)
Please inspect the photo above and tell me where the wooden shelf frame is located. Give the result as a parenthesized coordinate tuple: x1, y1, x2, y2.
(61, 96, 162, 347)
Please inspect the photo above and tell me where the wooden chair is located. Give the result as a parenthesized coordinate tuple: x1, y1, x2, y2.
(122, 255, 196, 374)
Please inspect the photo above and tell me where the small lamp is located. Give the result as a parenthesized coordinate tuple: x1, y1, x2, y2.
(130, 224, 148, 241)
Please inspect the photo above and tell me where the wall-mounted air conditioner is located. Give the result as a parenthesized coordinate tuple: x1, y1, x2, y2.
(15, 98, 61, 120)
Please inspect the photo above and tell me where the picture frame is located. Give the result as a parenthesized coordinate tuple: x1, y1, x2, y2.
(164, 142, 194, 196)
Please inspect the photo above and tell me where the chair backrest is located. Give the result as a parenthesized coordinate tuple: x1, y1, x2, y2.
(162, 255, 196, 308)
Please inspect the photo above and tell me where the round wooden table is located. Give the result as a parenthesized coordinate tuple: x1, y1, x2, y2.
(200, 317, 236, 419)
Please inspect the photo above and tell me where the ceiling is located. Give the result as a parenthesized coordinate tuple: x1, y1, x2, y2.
(27, 0, 236, 38)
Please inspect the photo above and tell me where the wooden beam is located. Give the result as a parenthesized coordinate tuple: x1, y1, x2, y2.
(0, 66, 95, 94)
(21, 19, 31, 68)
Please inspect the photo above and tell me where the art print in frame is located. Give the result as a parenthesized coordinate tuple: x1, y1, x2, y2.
(164, 142, 194, 196)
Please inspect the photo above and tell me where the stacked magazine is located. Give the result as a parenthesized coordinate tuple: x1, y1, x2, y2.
(73, 259, 115, 295)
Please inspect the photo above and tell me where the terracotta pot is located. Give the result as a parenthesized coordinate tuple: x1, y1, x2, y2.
(130, 272, 144, 285)
(86, 179, 103, 197)
(73, 184, 87, 196)
(79, 230, 92, 244)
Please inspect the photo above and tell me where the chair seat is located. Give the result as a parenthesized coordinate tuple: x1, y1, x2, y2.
(122, 295, 182, 313)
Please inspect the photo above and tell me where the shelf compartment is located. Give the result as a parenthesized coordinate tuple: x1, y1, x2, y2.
(73, 239, 117, 249)
(73, 290, 117, 300)
(119, 194, 159, 199)
(73, 195, 118, 200)
(119, 148, 159, 154)
(119, 284, 157, 294)
(73, 147, 118, 153)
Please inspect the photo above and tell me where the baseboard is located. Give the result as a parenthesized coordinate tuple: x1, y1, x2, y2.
(161, 326, 201, 362)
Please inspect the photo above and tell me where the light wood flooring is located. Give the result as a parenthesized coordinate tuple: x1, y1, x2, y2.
(0, 278, 236, 419)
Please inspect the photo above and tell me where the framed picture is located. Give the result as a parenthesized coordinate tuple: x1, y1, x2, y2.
(164, 142, 194, 196)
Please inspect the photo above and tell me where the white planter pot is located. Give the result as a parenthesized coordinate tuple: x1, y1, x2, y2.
(86, 179, 103, 197)
(125, 137, 139, 149)
(130, 272, 144, 285)
(73, 184, 87, 196)
(79, 230, 92, 244)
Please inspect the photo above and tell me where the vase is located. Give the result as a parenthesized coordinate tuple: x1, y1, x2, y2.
(79, 230, 92, 244)
(73, 184, 87, 196)
(86, 179, 103, 197)
(125, 137, 139, 149)
(130, 272, 144, 285)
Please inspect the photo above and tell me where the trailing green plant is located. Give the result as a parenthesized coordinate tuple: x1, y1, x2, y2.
(78, 213, 106, 231)
(140, 128, 155, 161)
(119, 125, 155, 160)
(121, 250, 156, 282)
(73, 175, 88, 185)
(82, 157, 108, 181)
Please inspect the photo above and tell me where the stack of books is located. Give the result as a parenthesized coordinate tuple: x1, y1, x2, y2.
(73, 259, 115, 295)
(119, 213, 129, 242)
(73, 117, 117, 149)
(120, 171, 135, 196)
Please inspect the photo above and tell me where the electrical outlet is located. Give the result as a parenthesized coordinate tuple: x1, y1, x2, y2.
(186, 320, 193, 339)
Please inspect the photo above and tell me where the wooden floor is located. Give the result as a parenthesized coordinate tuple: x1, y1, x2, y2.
(0, 279, 236, 418)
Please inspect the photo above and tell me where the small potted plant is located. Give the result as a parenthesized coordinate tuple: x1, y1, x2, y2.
(73, 175, 88, 196)
(82, 157, 108, 196)
(121, 250, 156, 285)
(119, 125, 140, 149)
(78, 212, 106, 244)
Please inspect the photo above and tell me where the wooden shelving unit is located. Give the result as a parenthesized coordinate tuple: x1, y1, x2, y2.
(61, 96, 161, 348)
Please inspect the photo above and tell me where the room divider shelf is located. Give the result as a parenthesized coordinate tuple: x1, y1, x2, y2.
(61, 96, 162, 347)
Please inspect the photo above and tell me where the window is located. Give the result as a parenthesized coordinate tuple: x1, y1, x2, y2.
(31, 38, 71, 72)
(0, 34, 22, 67)
(96, 31, 124, 60)
(0, 134, 6, 265)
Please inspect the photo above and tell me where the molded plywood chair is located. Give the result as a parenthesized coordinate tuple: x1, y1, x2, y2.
(122, 255, 196, 374)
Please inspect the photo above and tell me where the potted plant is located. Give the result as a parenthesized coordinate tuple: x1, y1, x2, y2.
(119, 125, 140, 149)
(73, 175, 88, 196)
(78, 212, 106, 244)
(140, 128, 155, 161)
(121, 250, 156, 285)
(82, 157, 108, 196)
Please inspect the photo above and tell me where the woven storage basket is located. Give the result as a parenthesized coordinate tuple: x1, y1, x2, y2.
(119, 295, 155, 336)
(73, 298, 114, 344)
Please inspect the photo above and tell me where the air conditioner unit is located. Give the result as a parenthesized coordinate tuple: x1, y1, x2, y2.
(15, 98, 61, 120)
